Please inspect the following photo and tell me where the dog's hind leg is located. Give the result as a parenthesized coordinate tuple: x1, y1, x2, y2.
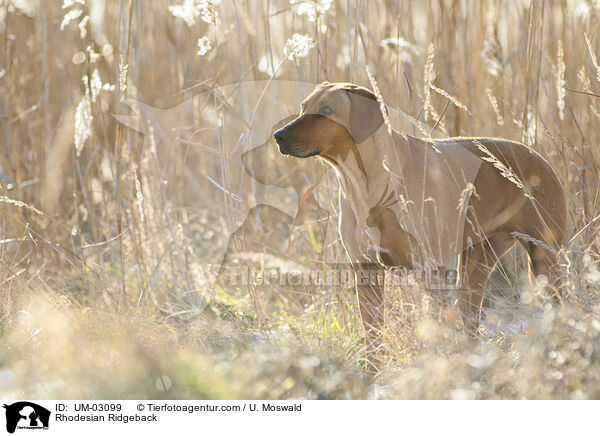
(459, 235, 515, 335)
(525, 242, 563, 303)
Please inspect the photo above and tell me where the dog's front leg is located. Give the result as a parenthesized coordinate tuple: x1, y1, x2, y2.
(339, 202, 385, 370)
(354, 262, 385, 370)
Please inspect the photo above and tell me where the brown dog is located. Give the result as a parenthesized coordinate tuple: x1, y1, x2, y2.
(274, 82, 567, 355)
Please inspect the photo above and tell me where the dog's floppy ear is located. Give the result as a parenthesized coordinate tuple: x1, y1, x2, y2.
(345, 86, 385, 144)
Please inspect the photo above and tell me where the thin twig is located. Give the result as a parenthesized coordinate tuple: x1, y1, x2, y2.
(565, 87, 600, 98)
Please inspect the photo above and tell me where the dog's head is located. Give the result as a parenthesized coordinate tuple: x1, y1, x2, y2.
(273, 82, 385, 159)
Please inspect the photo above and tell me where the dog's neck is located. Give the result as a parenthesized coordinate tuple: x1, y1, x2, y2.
(319, 128, 410, 221)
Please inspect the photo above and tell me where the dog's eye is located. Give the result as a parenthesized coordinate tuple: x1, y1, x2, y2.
(319, 106, 333, 116)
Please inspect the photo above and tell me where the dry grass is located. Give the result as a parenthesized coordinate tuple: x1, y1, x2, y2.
(2, 0, 600, 399)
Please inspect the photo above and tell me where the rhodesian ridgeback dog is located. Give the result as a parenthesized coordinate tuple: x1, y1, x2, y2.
(273, 82, 567, 360)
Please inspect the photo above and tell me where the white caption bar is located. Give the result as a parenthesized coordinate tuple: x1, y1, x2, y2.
(0, 400, 596, 436)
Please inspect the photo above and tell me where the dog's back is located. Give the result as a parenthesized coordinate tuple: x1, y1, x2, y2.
(442, 137, 568, 249)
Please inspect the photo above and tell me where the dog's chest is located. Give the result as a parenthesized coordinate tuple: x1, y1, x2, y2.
(339, 141, 483, 271)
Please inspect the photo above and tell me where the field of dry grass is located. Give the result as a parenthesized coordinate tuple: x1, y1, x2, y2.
(2, 0, 600, 399)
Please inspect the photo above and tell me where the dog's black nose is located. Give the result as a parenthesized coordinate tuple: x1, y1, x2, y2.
(274, 128, 290, 144)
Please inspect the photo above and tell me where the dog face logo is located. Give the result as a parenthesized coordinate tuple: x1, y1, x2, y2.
(3, 402, 50, 434)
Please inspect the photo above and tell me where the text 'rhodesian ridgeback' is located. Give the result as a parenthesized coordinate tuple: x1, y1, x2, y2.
(274, 82, 567, 360)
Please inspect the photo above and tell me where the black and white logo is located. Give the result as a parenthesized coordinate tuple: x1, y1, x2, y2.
(3, 402, 50, 434)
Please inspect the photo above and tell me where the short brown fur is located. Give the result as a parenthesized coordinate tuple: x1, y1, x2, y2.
(274, 82, 568, 367)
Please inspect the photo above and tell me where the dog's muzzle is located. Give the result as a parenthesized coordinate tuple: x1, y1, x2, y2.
(273, 127, 291, 153)
(274, 126, 321, 158)
(274, 127, 301, 156)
